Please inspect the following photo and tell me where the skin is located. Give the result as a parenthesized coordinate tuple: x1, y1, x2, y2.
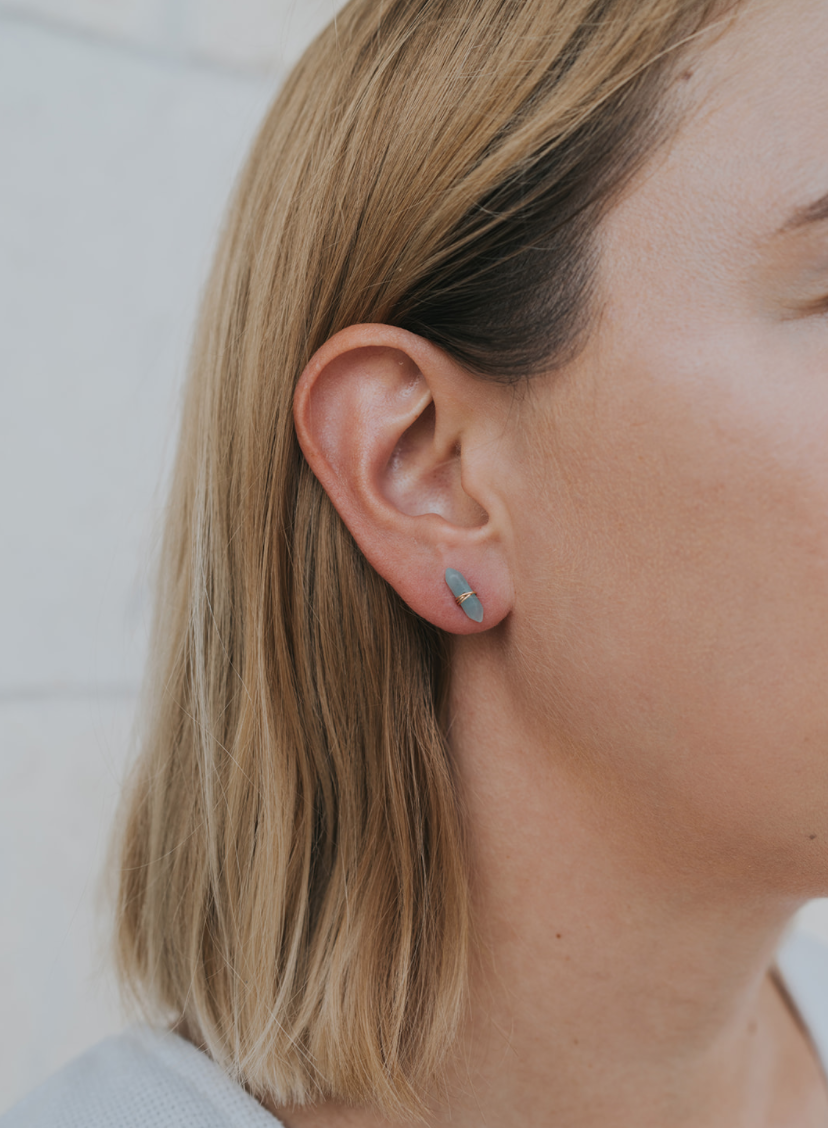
(285, 0, 828, 1124)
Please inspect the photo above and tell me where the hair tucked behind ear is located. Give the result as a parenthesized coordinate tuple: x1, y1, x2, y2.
(113, 0, 738, 1117)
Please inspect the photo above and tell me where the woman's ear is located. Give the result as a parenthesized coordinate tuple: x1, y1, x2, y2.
(293, 324, 514, 633)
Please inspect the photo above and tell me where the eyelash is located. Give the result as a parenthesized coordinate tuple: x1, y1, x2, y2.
(784, 294, 828, 320)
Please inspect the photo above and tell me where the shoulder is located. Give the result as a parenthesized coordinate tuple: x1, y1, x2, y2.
(0, 1026, 281, 1128)
(776, 926, 828, 1069)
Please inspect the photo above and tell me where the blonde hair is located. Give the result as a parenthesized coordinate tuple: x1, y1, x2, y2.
(115, 0, 736, 1116)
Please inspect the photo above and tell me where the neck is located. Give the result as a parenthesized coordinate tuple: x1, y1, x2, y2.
(438, 639, 818, 1128)
(273, 639, 823, 1128)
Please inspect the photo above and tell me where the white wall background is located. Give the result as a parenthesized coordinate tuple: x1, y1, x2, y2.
(0, 0, 343, 1112)
(2, 0, 828, 1116)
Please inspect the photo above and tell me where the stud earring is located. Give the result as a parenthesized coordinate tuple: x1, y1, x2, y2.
(445, 568, 484, 623)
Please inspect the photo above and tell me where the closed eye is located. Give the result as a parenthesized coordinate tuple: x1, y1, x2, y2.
(779, 292, 828, 320)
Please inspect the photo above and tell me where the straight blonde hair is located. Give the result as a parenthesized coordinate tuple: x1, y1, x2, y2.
(114, 0, 736, 1116)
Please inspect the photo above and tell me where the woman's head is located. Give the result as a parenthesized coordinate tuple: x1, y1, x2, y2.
(488, 0, 828, 902)
(111, 0, 828, 1115)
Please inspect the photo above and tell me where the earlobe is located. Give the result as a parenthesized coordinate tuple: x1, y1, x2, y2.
(294, 324, 513, 634)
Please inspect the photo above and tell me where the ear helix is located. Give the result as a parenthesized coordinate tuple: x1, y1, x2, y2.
(445, 568, 484, 623)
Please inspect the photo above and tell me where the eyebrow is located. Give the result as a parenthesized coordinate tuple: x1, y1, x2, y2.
(780, 190, 828, 233)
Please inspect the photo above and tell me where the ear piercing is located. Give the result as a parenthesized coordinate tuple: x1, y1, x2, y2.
(445, 568, 484, 623)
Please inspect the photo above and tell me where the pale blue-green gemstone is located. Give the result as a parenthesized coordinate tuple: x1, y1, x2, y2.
(445, 567, 484, 623)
